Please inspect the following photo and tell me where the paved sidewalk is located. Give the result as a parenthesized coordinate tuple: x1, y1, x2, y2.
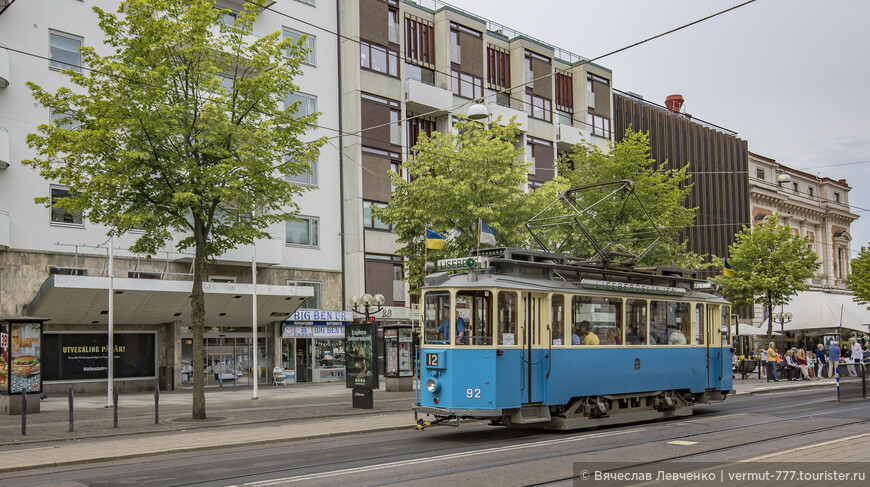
(0, 377, 842, 474)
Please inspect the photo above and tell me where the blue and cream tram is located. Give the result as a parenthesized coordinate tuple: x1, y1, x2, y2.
(413, 247, 732, 430)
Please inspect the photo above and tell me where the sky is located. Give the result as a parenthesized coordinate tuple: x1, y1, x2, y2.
(445, 0, 870, 255)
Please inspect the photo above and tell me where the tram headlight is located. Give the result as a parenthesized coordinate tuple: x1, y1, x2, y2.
(426, 378, 441, 394)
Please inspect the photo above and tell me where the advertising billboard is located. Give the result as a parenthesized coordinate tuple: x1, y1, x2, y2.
(345, 323, 378, 389)
(8, 322, 43, 394)
(42, 333, 156, 381)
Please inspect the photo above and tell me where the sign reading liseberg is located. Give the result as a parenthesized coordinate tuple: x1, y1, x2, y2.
(43, 333, 156, 381)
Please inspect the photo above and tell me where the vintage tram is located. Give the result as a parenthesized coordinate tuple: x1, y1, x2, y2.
(413, 247, 732, 430)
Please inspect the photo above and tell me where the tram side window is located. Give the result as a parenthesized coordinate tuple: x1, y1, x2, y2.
(649, 301, 690, 345)
(571, 296, 623, 345)
(457, 291, 492, 346)
(625, 299, 648, 345)
(721, 305, 731, 345)
(695, 304, 705, 345)
(497, 291, 518, 346)
(551, 295, 565, 345)
(423, 291, 452, 345)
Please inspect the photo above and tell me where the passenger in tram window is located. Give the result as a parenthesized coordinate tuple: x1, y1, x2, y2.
(667, 324, 687, 345)
(437, 307, 466, 345)
(578, 321, 599, 345)
(625, 326, 642, 345)
(570, 327, 581, 345)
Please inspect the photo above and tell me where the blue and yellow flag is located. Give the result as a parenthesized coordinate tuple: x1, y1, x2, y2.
(426, 229, 446, 250)
(724, 258, 736, 278)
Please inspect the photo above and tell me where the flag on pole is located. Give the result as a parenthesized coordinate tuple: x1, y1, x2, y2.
(724, 258, 736, 278)
(480, 220, 498, 245)
(426, 228, 446, 249)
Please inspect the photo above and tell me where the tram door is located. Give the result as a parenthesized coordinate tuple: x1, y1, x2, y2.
(522, 293, 547, 404)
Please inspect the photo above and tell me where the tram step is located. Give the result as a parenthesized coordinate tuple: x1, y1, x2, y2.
(510, 404, 552, 424)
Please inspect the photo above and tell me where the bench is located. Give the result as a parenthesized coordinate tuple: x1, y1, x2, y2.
(735, 359, 760, 379)
(214, 372, 236, 382)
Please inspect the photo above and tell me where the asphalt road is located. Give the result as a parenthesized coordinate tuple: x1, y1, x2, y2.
(3, 389, 868, 487)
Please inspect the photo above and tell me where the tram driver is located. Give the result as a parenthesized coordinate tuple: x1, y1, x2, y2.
(437, 307, 467, 344)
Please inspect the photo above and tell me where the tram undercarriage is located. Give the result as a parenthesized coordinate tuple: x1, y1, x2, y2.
(415, 389, 729, 431)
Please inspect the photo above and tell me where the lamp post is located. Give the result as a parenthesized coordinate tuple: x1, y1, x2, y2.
(349, 293, 386, 323)
(772, 306, 793, 351)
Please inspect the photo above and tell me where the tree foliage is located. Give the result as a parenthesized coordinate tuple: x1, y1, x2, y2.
(846, 246, 870, 309)
(24, 0, 322, 419)
(375, 117, 532, 291)
(711, 214, 820, 336)
(550, 129, 702, 267)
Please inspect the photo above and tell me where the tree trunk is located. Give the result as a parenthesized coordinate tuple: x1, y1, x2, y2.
(190, 220, 207, 420)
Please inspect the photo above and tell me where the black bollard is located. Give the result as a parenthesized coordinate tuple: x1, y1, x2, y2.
(113, 384, 119, 428)
(69, 387, 74, 432)
(154, 381, 159, 425)
(21, 390, 27, 436)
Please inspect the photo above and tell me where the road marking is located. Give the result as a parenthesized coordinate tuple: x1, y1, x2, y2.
(667, 440, 697, 445)
(231, 427, 648, 486)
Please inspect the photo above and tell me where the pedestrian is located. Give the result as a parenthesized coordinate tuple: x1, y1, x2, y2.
(815, 343, 827, 378)
(828, 341, 840, 377)
(849, 338, 863, 375)
(766, 342, 780, 382)
(760, 346, 768, 379)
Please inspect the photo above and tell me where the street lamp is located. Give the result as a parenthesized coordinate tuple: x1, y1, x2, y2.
(772, 306, 793, 350)
(350, 293, 386, 323)
(467, 98, 489, 120)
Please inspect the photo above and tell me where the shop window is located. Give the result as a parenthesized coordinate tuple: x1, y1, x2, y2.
(283, 28, 317, 65)
(285, 216, 319, 247)
(285, 92, 317, 118)
(287, 280, 321, 309)
(49, 30, 82, 73)
(50, 186, 83, 226)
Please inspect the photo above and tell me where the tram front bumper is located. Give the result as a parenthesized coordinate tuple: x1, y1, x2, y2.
(413, 404, 504, 419)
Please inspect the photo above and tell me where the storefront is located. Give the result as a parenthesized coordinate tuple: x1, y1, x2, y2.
(180, 326, 271, 388)
(281, 310, 351, 383)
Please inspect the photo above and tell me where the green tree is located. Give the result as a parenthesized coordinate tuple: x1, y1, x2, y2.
(24, 0, 322, 419)
(712, 214, 819, 338)
(846, 246, 870, 308)
(551, 129, 701, 267)
(376, 117, 531, 292)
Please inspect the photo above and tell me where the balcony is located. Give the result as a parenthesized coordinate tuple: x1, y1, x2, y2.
(172, 236, 284, 266)
(0, 47, 8, 88)
(556, 123, 585, 150)
(487, 103, 527, 131)
(0, 125, 8, 168)
(0, 209, 8, 250)
(404, 79, 453, 116)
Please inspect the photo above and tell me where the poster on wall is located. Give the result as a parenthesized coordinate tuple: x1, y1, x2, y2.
(0, 323, 9, 393)
(42, 333, 156, 381)
(345, 323, 378, 389)
(10, 322, 42, 394)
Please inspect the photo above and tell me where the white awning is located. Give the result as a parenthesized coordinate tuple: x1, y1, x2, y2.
(761, 291, 870, 333)
(731, 324, 779, 336)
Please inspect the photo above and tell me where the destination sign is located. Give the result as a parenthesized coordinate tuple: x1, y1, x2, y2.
(437, 256, 490, 271)
(580, 279, 686, 296)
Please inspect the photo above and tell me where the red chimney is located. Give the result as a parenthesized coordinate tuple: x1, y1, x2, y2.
(665, 94, 684, 113)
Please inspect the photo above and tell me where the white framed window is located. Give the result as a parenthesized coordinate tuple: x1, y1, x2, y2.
(51, 110, 79, 131)
(50, 186, 83, 226)
(294, 0, 316, 5)
(285, 92, 317, 118)
(363, 200, 390, 230)
(287, 280, 321, 309)
(285, 155, 318, 186)
(283, 28, 316, 65)
(49, 30, 82, 73)
(286, 216, 319, 247)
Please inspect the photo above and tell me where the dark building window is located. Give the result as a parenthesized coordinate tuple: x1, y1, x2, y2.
(407, 115, 435, 153)
(405, 16, 435, 66)
(525, 91, 552, 122)
(487, 45, 510, 92)
(451, 69, 483, 99)
(756, 167, 765, 179)
(555, 72, 573, 112)
(360, 41, 399, 77)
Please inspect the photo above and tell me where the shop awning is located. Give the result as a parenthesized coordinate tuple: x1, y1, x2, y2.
(731, 324, 779, 336)
(761, 291, 870, 334)
(26, 274, 314, 326)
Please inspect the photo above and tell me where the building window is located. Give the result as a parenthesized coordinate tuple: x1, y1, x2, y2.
(834, 192, 840, 203)
(285, 156, 317, 186)
(486, 45, 510, 94)
(587, 111, 611, 139)
(451, 70, 483, 100)
(756, 167, 765, 179)
(50, 186, 83, 226)
(555, 72, 573, 113)
(360, 41, 399, 77)
(793, 182, 799, 192)
(209, 276, 236, 283)
(363, 200, 390, 230)
(405, 16, 435, 66)
(388, 7, 399, 44)
(283, 28, 317, 65)
(450, 28, 461, 65)
(294, 0, 316, 5)
(51, 110, 79, 131)
(287, 280, 321, 309)
(285, 92, 317, 118)
(525, 92, 552, 122)
(286, 216, 319, 247)
(808, 187, 814, 197)
(49, 30, 82, 73)
(407, 115, 435, 153)
(361, 93, 401, 146)
(405, 63, 434, 85)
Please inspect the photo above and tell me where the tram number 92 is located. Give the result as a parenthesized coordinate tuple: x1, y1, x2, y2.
(466, 388, 481, 398)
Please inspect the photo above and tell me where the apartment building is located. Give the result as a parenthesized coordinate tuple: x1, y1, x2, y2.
(339, 0, 615, 317)
(0, 0, 347, 392)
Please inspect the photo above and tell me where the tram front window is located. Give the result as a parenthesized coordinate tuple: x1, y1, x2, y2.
(456, 291, 492, 346)
(423, 291, 451, 345)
